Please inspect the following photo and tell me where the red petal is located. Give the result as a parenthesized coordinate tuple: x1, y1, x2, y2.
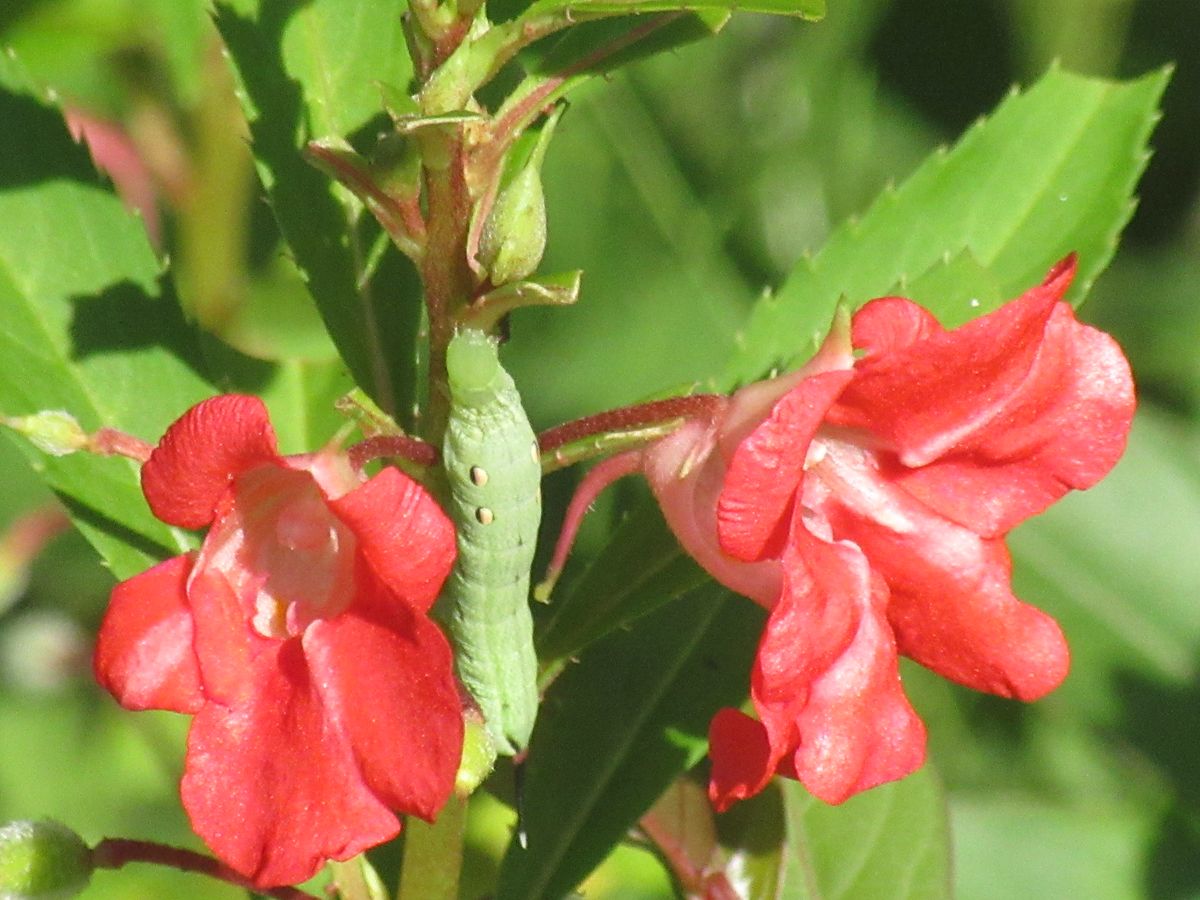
(818, 450, 1070, 700)
(750, 526, 926, 804)
(330, 467, 457, 612)
(645, 421, 782, 606)
(93, 555, 203, 713)
(185, 559, 258, 706)
(181, 640, 400, 888)
(887, 305, 1134, 535)
(830, 258, 1132, 535)
(142, 396, 279, 529)
(303, 577, 462, 820)
(718, 369, 853, 562)
(850, 295, 943, 358)
(707, 709, 777, 813)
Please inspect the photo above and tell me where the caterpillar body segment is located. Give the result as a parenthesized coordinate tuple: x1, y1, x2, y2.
(437, 330, 541, 756)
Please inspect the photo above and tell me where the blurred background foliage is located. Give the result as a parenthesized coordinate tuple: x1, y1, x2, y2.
(0, 0, 1197, 897)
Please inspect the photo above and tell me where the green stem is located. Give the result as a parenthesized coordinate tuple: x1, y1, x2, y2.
(395, 795, 468, 900)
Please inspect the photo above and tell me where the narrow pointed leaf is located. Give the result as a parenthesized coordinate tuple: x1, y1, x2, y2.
(728, 65, 1170, 382)
(213, 0, 423, 420)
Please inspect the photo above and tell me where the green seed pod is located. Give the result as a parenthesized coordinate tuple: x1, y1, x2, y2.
(0, 820, 92, 900)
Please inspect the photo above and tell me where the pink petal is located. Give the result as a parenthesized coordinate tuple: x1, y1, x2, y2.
(142, 396, 279, 529)
(751, 525, 925, 804)
(93, 555, 203, 714)
(303, 573, 462, 820)
(717, 369, 853, 563)
(330, 467, 457, 612)
(817, 451, 1069, 700)
(707, 708, 777, 813)
(645, 421, 782, 606)
(181, 639, 400, 888)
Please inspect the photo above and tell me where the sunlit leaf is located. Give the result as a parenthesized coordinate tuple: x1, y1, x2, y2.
(0, 72, 210, 579)
(780, 768, 952, 899)
(728, 65, 1171, 382)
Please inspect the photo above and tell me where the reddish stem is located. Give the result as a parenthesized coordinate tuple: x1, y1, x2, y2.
(348, 434, 439, 470)
(638, 813, 740, 900)
(538, 394, 723, 454)
(89, 428, 153, 463)
(91, 838, 317, 899)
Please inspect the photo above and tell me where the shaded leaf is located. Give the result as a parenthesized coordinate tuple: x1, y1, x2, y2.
(497, 584, 762, 899)
(213, 0, 424, 421)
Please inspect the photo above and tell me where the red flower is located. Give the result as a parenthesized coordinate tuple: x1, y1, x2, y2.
(553, 255, 1134, 809)
(93, 396, 463, 887)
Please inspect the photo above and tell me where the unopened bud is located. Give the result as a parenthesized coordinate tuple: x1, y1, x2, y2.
(0, 820, 93, 899)
(478, 161, 546, 286)
(1, 412, 87, 457)
(478, 105, 563, 286)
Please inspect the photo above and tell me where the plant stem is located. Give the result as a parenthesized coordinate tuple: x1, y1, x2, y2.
(90, 838, 316, 899)
(395, 795, 468, 900)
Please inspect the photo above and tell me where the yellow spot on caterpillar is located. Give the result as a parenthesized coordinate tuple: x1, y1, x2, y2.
(470, 465, 488, 486)
(476, 507, 494, 525)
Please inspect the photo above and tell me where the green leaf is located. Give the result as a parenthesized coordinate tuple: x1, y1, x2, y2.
(728, 64, 1171, 383)
(950, 795, 1151, 900)
(1007, 409, 1200, 720)
(497, 584, 762, 899)
(0, 77, 212, 580)
(780, 768, 952, 899)
(213, 0, 425, 421)
(535, 500, 709, 664)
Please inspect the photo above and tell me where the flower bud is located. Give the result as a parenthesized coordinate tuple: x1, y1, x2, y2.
(478, 161, 546, 286)
(1, 412, 87, 457)
(478, 106, 563, 286)
(0, 820, 93, 900)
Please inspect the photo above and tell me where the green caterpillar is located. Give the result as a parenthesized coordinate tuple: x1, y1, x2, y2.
(436, 329, 541, 757)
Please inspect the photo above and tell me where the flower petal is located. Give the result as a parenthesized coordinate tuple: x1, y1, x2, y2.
(181, 639, 400, 888)
(829, 257, 1132, 535)
(94, 555, 203, 713)
(814, 444, 1069, 700)
(185, 558, 258, 706)
(707, 708, 778, 813)
(718, 369, 853, 563)
(886, 305, 1134, 535)
(645, 420, 782, 606)
(142, 396, 279, 529)
(330, 467, 457, 612)
(303, 573, 462, 820)
(752, 526, 926, 804)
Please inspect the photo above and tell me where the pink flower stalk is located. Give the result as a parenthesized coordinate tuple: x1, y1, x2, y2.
(93, 396, 463, 887)
(550, 255, 1134, 808)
